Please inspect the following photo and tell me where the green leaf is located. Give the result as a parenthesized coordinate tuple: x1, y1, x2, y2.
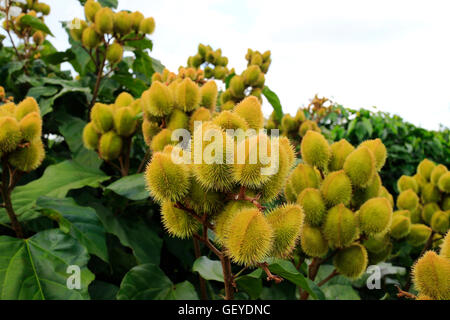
(0, 161, 109, 223)
(41, 49, 76, 65)
(106, 174, 147, 201)
(151, 58, 165, 74)
(20, 15, 53, 36)
(37, 197, 109, 263)
(133, 50, 154, 80)
(321, 284, 360, 300)
(111, 74, 148, 97)
(126, 38, 153, 51)
(117, 264, 198, 300)
(0, 229, 94, 299)
(192, 256, 224, 282)
(235, 269, 263, 299)
(98, 0, 118, 8)
(262, 86, 284, 122)
(89, 281, 119, 300)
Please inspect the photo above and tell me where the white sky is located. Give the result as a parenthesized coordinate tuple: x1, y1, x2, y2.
(28, 1, 450, 130)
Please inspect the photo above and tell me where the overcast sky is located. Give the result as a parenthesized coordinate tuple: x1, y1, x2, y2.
(35, 1, 450, 130)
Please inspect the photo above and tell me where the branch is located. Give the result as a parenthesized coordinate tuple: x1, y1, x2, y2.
(229, 186, 266, 212)
(396, 286, 417, 300)
(1, 157, 24, 238)
(317, 269, 339, 287)
(258, 262, 283, 284)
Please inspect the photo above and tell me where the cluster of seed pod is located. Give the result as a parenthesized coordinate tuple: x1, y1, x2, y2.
(285, 132, 395, 279)
(145, 95, 308, 267)
(69, 0, 155, 65)
(0, 97, 45, 172)
(151, 67, 206, 87)
(82, 92, 141, 161)
(268, 108, 321, 140)
(411, 231, 450, 300)
(394, 159, 450, 246)
(187, 44, 231, 81)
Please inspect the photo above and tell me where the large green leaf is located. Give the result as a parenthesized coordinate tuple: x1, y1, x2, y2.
(0, 229, 94, 299)
(106, 174, 148, 201)
(0, 161, 109, 223)
(20, 15, 53, 36)
(192, 256, 224, 282)
(235, 269, 263, 299)
(117, 264, 198, 300)
(37, 197, 109, 263)
(262, 86, 284, 122)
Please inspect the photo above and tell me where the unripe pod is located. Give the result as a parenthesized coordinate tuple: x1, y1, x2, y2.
(418, 159, 435, 182)
(95, 7, 114, 34)
(440, 232, 450, 259)
(320, 170, 352, 208)
(229, 75, 245, 99)
(280, 114, 297, 133)
(300, 224, 328, 258)
(301, 131, 331, 171)
(161, 201, 201, 239)
(130, 11, 144, 31)
(98, 131, 123, 161)
(139, 17, 155, 34)
(200, 81, 218, 111)
(15, 97, 40, 121)
(106, 42, 123, 65)
(0, 117, 22, 154)
(141, 82, 174, 117)
(214, 66, 228, 80)
(430, 164, 448, 185)
(82, 26, 101, 49)
(221, 101, 235, 111)
(378, 186, 394, 208)
(412, 251, 450, 300)
(142, 119, 161, 146)
(368, 241, 392, 265)
(358, 197, 393, 236)
(166, 109, 189, 131)
(333, 244, 368, 279)
(189, 107, 210, 133)
(364, 233, 390, 254)
(359, 139, 387, 171)
(233, 96, 264, 130)
(226, 208, 274, 266)
(430, 211, 449, 234)
(214, 200, 254, 245)
(294, 109, 306, 123)
(397, 175, 419, 193)
(250, 52, 263, 66)
(421, 183, 441, 204)
(322, 204, 358, 249)
(69, 18, 88, 42)
(115, 92, 134, 108)
(297, 188, 326, 227)
(397, 189, 419, 211)
(285, 164, 321, 201)
(84, 0, 101, 22)
(216, 56, 228, 67)
(267, 204, 304, 258)
(253, 73, 266, 88)
(407, 224, 432, 247)
(150, 129, 173, 152)
(329, 139, 355, 172)
(343, 146, 376, 188)
(352, 174, 381, 209)
(113, 107, 137, 137)
(82, 122, 100, 150)
(90, 103, 113, 133)
(422, 202, 440, 224)
(32, 31, 45, 46)
(35, 3, 51, 15)
(190, 54, 203, 68)
(8, 139, 45, 172)
(185, 179, 223, 215)
(212, 110, 248, 132)
(176, 78, 201, 112)
(390, 214, 411, 239)
(438, 172, 450, 193)
(19, 112, 42, 142)
(413, 173, 427, 192)
(242, 65, 261, 87)
(198, 44, 207, 58)
(299, 120, 320, 137)
(442, 196, 450, 211)
(114, 11, 132, 35)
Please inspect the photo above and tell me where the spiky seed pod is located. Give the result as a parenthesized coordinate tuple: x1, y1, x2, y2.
(329, 139, 355, 172)
(130, 11, 144, 31)
(189, 107, 211, 133)
(242, 65, 261, 87)
(18, 112, 41, 142)
(343, 146, 376, 188)
(141, 82, 174, 117)
(0, 102, 15, 116)
(298, 120, 320, 137)
(280, 114, 297, 133)
(409, 205, 423, 224)
(368, 241, 392, 265)
(94, 7, 114, 34)
(84, 0, 101, 22)
(226, 208, 274, 266)
(200, 81, 218, 111)
(98, 131, 123, 161)
(185, 179, 223, 215)
(216, 56, 228, 67)
(421, 202, 440, 224)
(106, 42, 123, 65)
(413, 173, 427, 193)
(443, 196, 450, 211)
(320, 170, 352, 208)
(412, 251, 450, 300)
(322, 204, 358, 249)
(352, 174, 382, 209)
(165, 109, 188, 132)
(113, 107, 137, 138)
(113, 11, 132, 35)
(440, 232, 450, 258)
(90, 103, 113, 133)
(145, 151, 190, 203)
(431, 164, 448, 185)
(359, 139, 387, 171)
(333, 244, 368, 279)
(294, 109, 306, 123)
(150, 129, 173, 152)
(285, 164, 321, 201)
(8, 139, 45, 172)
(393, 210, 411, 218)
(160, 201, 200, 239)
(82, 26, 101, 49)
(32, 31, 44, 46)
(229, 75, 245, 99)
(142, 120, 161, 146)
(280, 137, 296, 170)
(82, 122, 100, 150)
(266, 204, 304, 258)
(214, 201, 254, 245)
(418, 159, 436, 182)
(139, 17, 155, 34)
(176, 78, 201, 112)
(212, 110, 249, 132)
(407, 224, 432, 247)
(421, 183, 442, 204)
(35, 3, 51, 15)
(378, 186, 394, 208)
(214, 66, 228, 80)
(0, 117, 21, 154)
(300, 224, 329, 258)
(115, 92, 134, 108)
(297, 188, 326, 227)
(430, 211, 449, 234)
(438, 172, 450, 193)
(69, 18, 87, 42)
(301, 131, 331, 171)
(390, 214, 411, 239)
(358, 197, 393, 236)
(233, 96, 264, 130)
(130, 99, 142, 116)
(397, 175, 419, 193)
(15, 97, 40, 121)
(363, 233, 390, 254)
(397, 189, 419, 211)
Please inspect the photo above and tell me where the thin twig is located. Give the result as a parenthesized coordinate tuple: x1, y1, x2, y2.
(396, 286, 417, 300)
(257, 262, 283, 284)
(317, 269, 339, 287)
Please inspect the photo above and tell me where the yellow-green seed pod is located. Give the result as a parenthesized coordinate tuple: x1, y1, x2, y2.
(142, 119, 160, 146)
(35, 3, 51, 15)
(300, 224, 328, 258)
(69, 18, 88, 42)
(82, 25, 101, 49)
(358, 197, 393, 236)
(115, 92, 134, 108)
(82, 122, 100, 150)
(285, 164, 321, 201)
(333, 244, 368, 280)
(90, 103, 113, 133)
(431, 164, 448, 185)
(378, 186, 394, 208)
(221, 101, 235, 111)
(113, 106, 137, 137)
(438, 172, 450, 193)
(320, 170, 352, 208)
(368, 241, 392, 265)
(226, 208, 274, 266)
(422, 202, 440, 225)
(141, 82, 174, 117)
(397, 189, 419, 211)
(114, 11, 132, 35)
(412, 251, 450, 300)
(165, 109, 188, 132)
(214, 200, 254, 245)
(139, 17, 155, 34)
(0, 102, 15, 116)
(363, 233, 390, 254)
(301, 131, 331, 171)
(84, 0, 101, 22)
(214, 66, 228, 80)
(280, 114, 297, 133)
(0, 117, 21, 154)
(200, 81, 218, 111)
(250, 52, 263, 66)
(329, 139, 355, 172)
(15, 97, 40, 121)
(390, 214, 411, 239)
(32, 31, 45, 46)
(98, 131, 123, 161)
(145, 151, 190, 203)
(242, 65, 261, 87)
(212, 110, 248, 132)
(297, 188, 326, 227)
(18, 112, 41, 142)
(397, 175, 419, 193)
(150, 129, 173, 152)
(352, 174, 382, 209)
(430, 211, 449, 234)
(94, 7, 114, 34)
(442, 196, 450, 211)
(409, 205, 422, 224)
(106, 42, 123, 64)
(418, 159, 435, 182)
(176, 78, 201, 112)
(359, 139, 387, 171)
(189, 107, 210, 133)
(298, 120, 321, 137)
(267, 204, 304, 258)
(343, 146, 376, 188)
(421, 183, 442, 204)
(323, 204, 358, 249)
(160, 201, 201, 239)
(130, 11, 144, 31)
(294, 109, 306, 123)
(413, 173, 427, 193)
(407, 224, 432, 247)
(440, 232, 450, 258)
(229, 75, 245, 99)
(8, 139, 45, 172)
(233, 96, 264, 130)
(185, 179, 223, 216)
